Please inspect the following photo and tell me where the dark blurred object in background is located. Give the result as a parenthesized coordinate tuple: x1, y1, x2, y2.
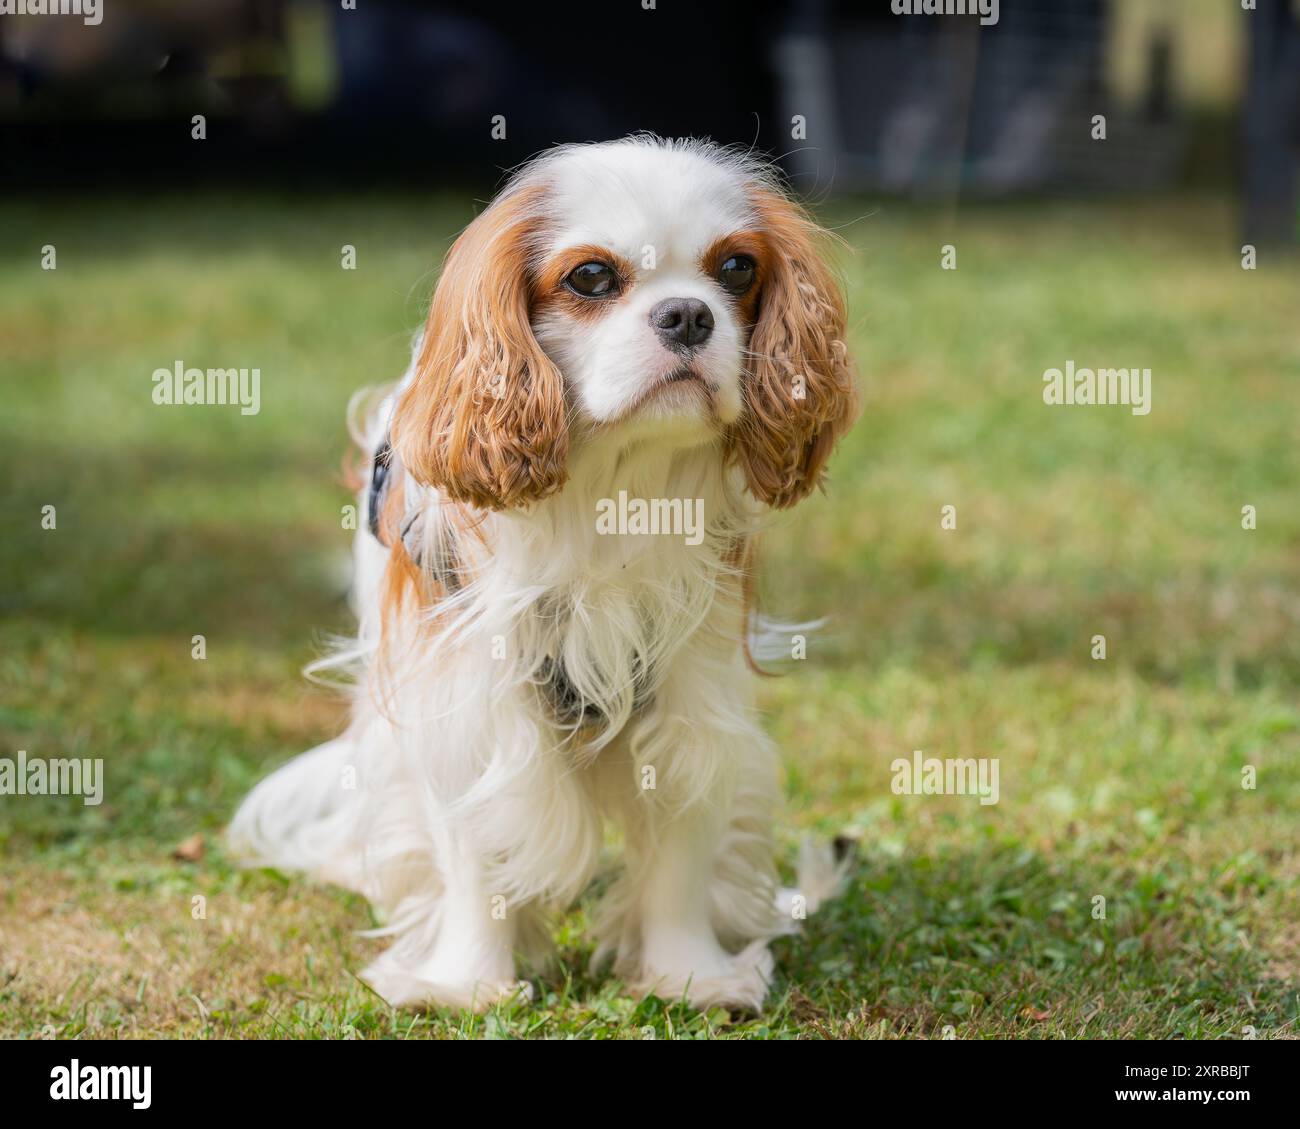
(1, 0, 1296, 241)
(0, 0, 777, 187)
(1245, 0, 1300, 244)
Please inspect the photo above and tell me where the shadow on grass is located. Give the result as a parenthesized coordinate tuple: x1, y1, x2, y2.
(764, 844, 1299, 1038)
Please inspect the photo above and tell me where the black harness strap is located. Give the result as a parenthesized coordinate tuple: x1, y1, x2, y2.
(367, 436, 395, 543)
(368, 432, 461, 593)
(539, 652, 653, 730)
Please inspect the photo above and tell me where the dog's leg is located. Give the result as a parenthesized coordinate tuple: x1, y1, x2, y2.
(599, 649, 784, 1012)
(630, 808, 777, 1012)
(360, 831, 530, 1013)
(358, 691, 595, 1012)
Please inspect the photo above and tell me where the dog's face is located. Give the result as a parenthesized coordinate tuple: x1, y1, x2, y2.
(529, 143, 759, 440)
(389, 138, 857, 511)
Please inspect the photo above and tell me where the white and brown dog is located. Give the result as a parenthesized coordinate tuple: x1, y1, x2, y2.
(230, 136, 858, 1012)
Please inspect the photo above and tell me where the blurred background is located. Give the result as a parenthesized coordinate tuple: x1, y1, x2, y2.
(1, 0, 1298, 1039)
(2, 0, 1298, 237)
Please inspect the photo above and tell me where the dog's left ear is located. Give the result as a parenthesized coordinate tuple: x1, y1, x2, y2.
(732, 188, 859, 509)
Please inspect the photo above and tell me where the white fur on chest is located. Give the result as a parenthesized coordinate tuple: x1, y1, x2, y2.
(471, 440, 748, 747)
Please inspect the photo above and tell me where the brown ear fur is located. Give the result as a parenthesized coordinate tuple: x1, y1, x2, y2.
(389, 184, 568, 511)
(732, 188, 858, 509)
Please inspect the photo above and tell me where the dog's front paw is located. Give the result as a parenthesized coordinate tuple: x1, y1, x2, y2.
(630, 938, 774, 1012)
(362, 955, 532, 1013)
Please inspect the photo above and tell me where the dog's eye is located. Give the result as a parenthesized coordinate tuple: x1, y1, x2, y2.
(717, 254, 756, 295)
(564, 261, 619, 298)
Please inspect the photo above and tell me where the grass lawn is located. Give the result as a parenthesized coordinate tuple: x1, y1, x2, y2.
(1, 189, 1297, 1039)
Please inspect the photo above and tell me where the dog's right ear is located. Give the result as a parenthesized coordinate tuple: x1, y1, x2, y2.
(389, 185, 569, 511)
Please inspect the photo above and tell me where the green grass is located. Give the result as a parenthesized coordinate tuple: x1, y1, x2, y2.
(1, 190, 1297, 1039)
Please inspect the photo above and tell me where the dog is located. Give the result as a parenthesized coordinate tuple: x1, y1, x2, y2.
(229, 136, 858, 1012)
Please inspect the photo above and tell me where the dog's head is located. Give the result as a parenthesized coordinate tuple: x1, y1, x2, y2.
(390, 137, 858, 511)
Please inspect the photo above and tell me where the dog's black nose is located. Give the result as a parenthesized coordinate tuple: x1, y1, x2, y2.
(649, 297, 714, 351)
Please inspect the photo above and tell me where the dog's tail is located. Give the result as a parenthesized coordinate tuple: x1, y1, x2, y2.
(774, 835, 854, 922)
(227, 734, 364, 887)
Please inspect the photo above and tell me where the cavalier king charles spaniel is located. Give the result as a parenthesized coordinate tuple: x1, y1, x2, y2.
(230, 136, 858, 1012)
